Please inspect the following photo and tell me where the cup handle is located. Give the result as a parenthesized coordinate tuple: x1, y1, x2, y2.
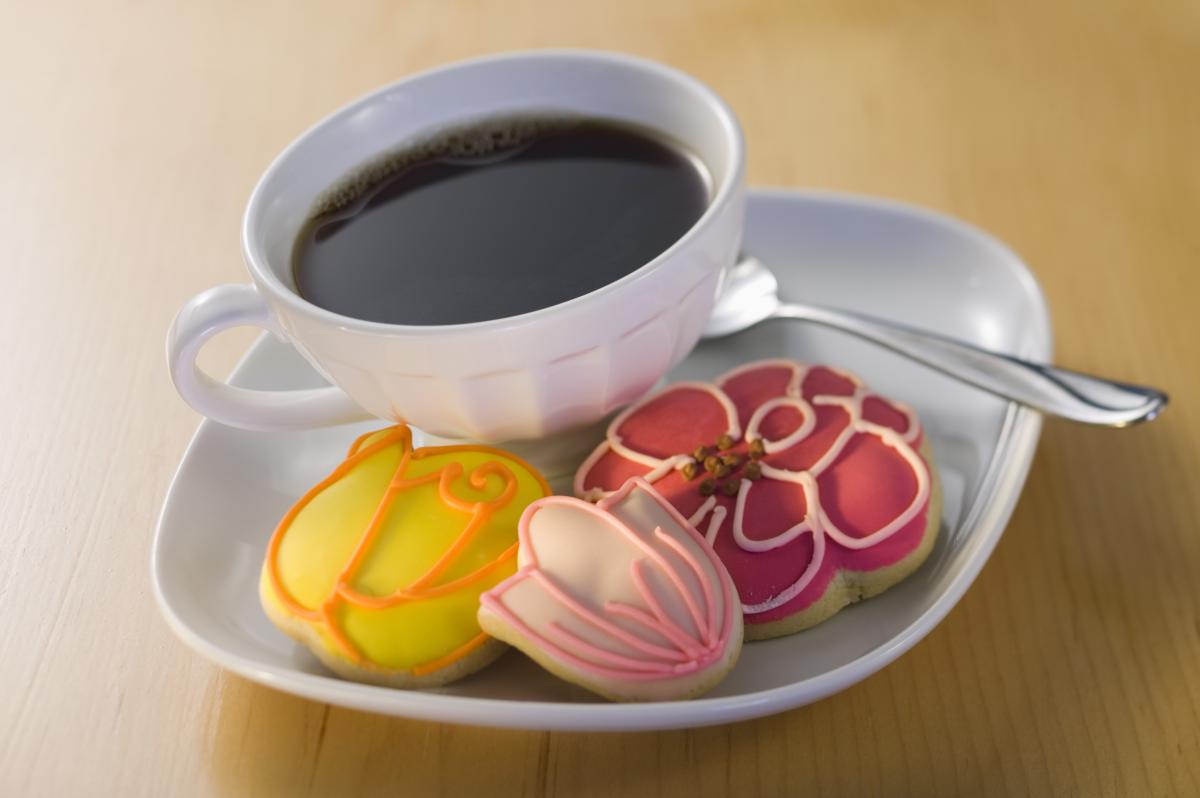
(167, 284, 374, 430)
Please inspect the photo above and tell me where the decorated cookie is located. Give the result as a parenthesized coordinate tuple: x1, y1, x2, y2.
(260, 424, 551, 687)
(478, 478, 742, 702)
(574, 359, 942, 640)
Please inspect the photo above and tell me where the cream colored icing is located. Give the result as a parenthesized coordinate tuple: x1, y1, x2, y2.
(479, 478, 740, 700)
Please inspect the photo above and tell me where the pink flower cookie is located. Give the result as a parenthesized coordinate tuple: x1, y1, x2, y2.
(477, 478, 742, 702)
(574, 359, 942, 640)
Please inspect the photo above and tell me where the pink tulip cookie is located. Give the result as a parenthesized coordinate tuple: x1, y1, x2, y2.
(477, 478, 742, 702)
(574, 359, 942, 640)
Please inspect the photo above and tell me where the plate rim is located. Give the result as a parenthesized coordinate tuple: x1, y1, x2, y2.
(152, 186, 1051, 731)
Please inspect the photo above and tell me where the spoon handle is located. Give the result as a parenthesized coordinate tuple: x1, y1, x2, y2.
(774, 302, 1168, 426)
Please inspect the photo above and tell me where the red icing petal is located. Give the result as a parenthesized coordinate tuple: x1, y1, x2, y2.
(717, 363, 794, 430)
(756, 403, 806, 442)
(574, 359, 934, 628)
(800, 366, 858, 399)
(765, 404, 851, 472)
(694, 477, 836, 622)
(738, 476, 808, 541)
(712, 519, 834, 614)
(835, 508, 930, 576)
(862, 395, 913, 438)
(578, 446, 651, 493)
(817, 432, 920, 540)
(614, 385, 734, 459)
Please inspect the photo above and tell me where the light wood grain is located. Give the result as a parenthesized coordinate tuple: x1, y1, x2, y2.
(1, 0, 1197, 795)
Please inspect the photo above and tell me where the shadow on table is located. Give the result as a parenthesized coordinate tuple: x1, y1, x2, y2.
(206, 671, 677, 797)
(207, 670, 818, 797)
(205, 668, 979, 797)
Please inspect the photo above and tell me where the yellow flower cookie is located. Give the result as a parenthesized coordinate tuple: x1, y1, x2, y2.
(259, 424, 551, 687)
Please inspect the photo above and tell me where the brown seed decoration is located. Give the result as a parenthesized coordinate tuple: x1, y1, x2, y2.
(748, 438, 766, 460)
(703, 455, 721, 473)
(681, 460, 699, 480)
(716, 434, 735, 450)
(692, 445, 710, 462)
(744, 461, 763, 480)
(699, 478, 716, 496)
(721, 453, 741, 468)
(713, 463, 731, 479)
(722, 479, 741, 497)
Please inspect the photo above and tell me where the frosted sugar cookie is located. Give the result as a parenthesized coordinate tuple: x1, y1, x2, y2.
(574, 359, 942, 640)
(261, 424, 550, 687)
(479, 478, 742, 701)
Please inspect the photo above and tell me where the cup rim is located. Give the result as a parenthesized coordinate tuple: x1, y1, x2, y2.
(241, 48, 745, 336)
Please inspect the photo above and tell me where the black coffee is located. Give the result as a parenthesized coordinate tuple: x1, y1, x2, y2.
(292, 117, 710, 325)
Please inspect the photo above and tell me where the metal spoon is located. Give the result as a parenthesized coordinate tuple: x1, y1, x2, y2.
(702, 256, 1167, 426)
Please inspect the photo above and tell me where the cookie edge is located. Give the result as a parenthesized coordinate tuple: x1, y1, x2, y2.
(743, 436, 944, 641)
(477, 597, 744, 702)
(259, 566, 509, 688)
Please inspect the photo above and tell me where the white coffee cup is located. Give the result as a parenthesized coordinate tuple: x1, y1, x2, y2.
(168, 50, 745, 442)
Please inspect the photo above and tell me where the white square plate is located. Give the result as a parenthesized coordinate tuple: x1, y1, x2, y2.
(153, 188, 1051, 730)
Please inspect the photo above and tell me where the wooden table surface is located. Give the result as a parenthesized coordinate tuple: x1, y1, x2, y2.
(3, 0, 1197, 795)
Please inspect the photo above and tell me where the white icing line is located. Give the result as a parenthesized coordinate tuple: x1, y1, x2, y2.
(731, 473, 816, 552)
(577, 448, 692, 502)
(573, 440, 617, 500)
(806, 393, 862, 476)
(590, 382, 741, 496)
(822, 364, 865, 390)
(641, 454, 694, 484)
(715, 359, 808, 399)
(687, 497, 716, 527)
(573, 358, 930, 620)
(806, 424, 856, 477)
(817, 423, 930, 550)
(686, 495, 728, 547)
(745, 396, 816, 454)
(890, 397, 921, 444)
(787, 365, 807, 396)
(704, 506, 727, 546)
(608, 434, 671, 470)
(735, 376, 928, 615)
(756, 462, 808, 485)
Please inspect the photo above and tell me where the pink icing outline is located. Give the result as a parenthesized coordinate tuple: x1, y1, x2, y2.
(655, 528, 720, 643)
(625, 558, 705, 655)
(573, 359, 933, 618)
(543, 622, 681, 673)
(479, 479, 738, 685)
(526, 569, 686, 661)
(605, 597, 702, 658)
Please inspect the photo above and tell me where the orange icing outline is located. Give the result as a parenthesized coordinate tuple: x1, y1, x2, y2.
(265, 424, 551, 676)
